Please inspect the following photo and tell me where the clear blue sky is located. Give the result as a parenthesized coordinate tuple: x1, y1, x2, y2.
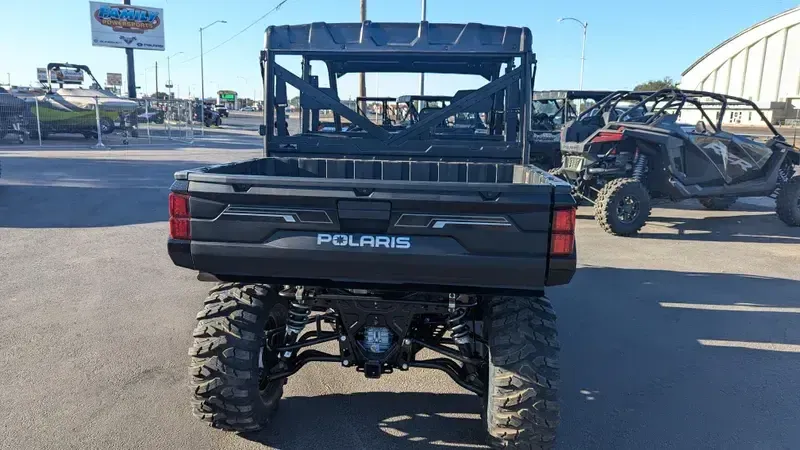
(1, 0, 797, 99)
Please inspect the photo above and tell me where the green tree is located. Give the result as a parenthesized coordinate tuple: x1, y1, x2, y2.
(289, 96, 300, 107)
(634, 77, 678, 91)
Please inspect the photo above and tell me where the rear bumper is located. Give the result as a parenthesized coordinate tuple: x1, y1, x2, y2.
(168, 239, 574, 293)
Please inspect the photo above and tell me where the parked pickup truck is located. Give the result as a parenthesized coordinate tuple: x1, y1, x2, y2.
(168, 21, 576, 450)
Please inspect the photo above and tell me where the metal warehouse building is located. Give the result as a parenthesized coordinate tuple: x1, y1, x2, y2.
(680, 6, 800, 125)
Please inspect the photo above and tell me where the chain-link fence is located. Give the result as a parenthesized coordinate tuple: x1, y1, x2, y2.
(0, 92, 197, 147)
(0, 92, 33, 145)
(103, 98, 196, 146)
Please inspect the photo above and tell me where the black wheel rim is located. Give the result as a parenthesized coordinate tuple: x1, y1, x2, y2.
(616, 195, 640, 224)
(258, 314, 285, 391)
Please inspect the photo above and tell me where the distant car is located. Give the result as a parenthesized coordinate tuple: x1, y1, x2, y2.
(241, 106, 256, 112)
(193, 103, 222, 127)
(215, 105, 229, 117)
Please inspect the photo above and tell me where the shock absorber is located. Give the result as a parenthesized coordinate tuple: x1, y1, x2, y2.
(447, 307, 472, 348)
(446, 294, 481, 386)
(446, 294, 473, 352)
(632, 152, 648, 182)
(282, 287, 311, 358)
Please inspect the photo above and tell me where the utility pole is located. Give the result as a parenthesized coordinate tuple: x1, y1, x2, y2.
(200, 28, 205, 102)
(200, 20, 227, 104)
(359, 0, 367, 116)
(419, 0, 427, 99)
(166, 51, 183, 99)
(124, 0, 136, 99)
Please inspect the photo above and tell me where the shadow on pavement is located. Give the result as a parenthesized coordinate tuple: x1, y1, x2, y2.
(577, 202, 799, 244)
(554, 267, 800, 449)
(640, 212, 800, 244)
(242, 392, 486, 449)
(0, 157, 209, 228)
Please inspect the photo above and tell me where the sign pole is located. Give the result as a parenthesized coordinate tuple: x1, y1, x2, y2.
(123, 0, 136, 99)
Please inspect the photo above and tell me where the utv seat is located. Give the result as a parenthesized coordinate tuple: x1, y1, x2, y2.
(564, 115, 605, 143)
(654, 114, 690, 139)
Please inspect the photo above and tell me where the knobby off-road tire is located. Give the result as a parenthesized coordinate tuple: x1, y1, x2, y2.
(189, 283, 288, 432)
(698, 197, 737, 210)
(594, 178, 651, 236)
(776, 176, 800, 226)
(484, 296, 560, 449)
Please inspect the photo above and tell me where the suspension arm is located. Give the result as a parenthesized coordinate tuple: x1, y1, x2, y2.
(265, 349, 341, 382)
(408, 358, 484, 395)
(275, 332, 340, 352)
(411, 338, 484, 366)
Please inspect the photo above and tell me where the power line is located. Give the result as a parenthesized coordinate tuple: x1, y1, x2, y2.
(178, 0, 291, 66)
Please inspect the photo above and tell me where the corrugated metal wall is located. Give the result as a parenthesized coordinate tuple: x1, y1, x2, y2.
(682, 8, 800, 104)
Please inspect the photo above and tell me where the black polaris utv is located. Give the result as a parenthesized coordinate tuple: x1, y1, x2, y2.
(530, 90, 612, 169)
(552, 89, 800, 235)
(168, 21, 577, 449)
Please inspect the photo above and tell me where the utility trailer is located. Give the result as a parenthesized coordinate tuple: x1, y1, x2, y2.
(168, 21, 576, 449)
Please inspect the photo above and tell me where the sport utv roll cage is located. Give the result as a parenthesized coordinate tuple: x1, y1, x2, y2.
(579, 89, 783, 138)
(259, 21, 536, 163)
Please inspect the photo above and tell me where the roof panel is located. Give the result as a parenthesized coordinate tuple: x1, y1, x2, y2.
(264, 21, 531, 55)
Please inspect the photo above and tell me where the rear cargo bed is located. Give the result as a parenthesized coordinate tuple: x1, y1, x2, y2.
(180, 157, 539, 184)
(170, 157, 575, 293)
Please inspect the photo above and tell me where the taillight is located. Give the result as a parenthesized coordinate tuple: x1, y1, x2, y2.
(590, 131, 624, 144)
(550, 208, 576, 256)
(169, 192, 191, 240)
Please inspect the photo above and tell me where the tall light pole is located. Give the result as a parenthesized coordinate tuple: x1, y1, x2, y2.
(200, 20, 227, 103)
(558, 17, 588, 90)
(166, 51, 184, 99)
(142, 64, 157, 98)
(419, 0, 427, 101)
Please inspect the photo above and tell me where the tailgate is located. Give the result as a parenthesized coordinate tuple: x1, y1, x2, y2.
(170, 172, 566, 292)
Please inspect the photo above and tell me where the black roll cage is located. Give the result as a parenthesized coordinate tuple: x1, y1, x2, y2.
(355, 96, 399, 125)
(259, 21, 536, 163)
(578, 89, 781, 137)
(396, 95, 454, 123)
(533, 90, 613, 125)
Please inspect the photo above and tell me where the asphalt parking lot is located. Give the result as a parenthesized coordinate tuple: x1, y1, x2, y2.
(1, 145, 799, 450)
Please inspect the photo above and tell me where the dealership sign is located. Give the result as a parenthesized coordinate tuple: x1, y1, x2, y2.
(106, 72, 123, 86)
(89, 1, 165, 51)
(37, 68, 84, 85)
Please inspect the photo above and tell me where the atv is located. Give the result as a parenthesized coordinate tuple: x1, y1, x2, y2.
(552, 89, 800, 235)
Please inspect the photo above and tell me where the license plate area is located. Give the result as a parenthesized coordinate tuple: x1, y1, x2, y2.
(564, 156, 585, 171)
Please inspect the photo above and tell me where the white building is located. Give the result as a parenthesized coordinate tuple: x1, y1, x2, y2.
(680, 6, 800, 125)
